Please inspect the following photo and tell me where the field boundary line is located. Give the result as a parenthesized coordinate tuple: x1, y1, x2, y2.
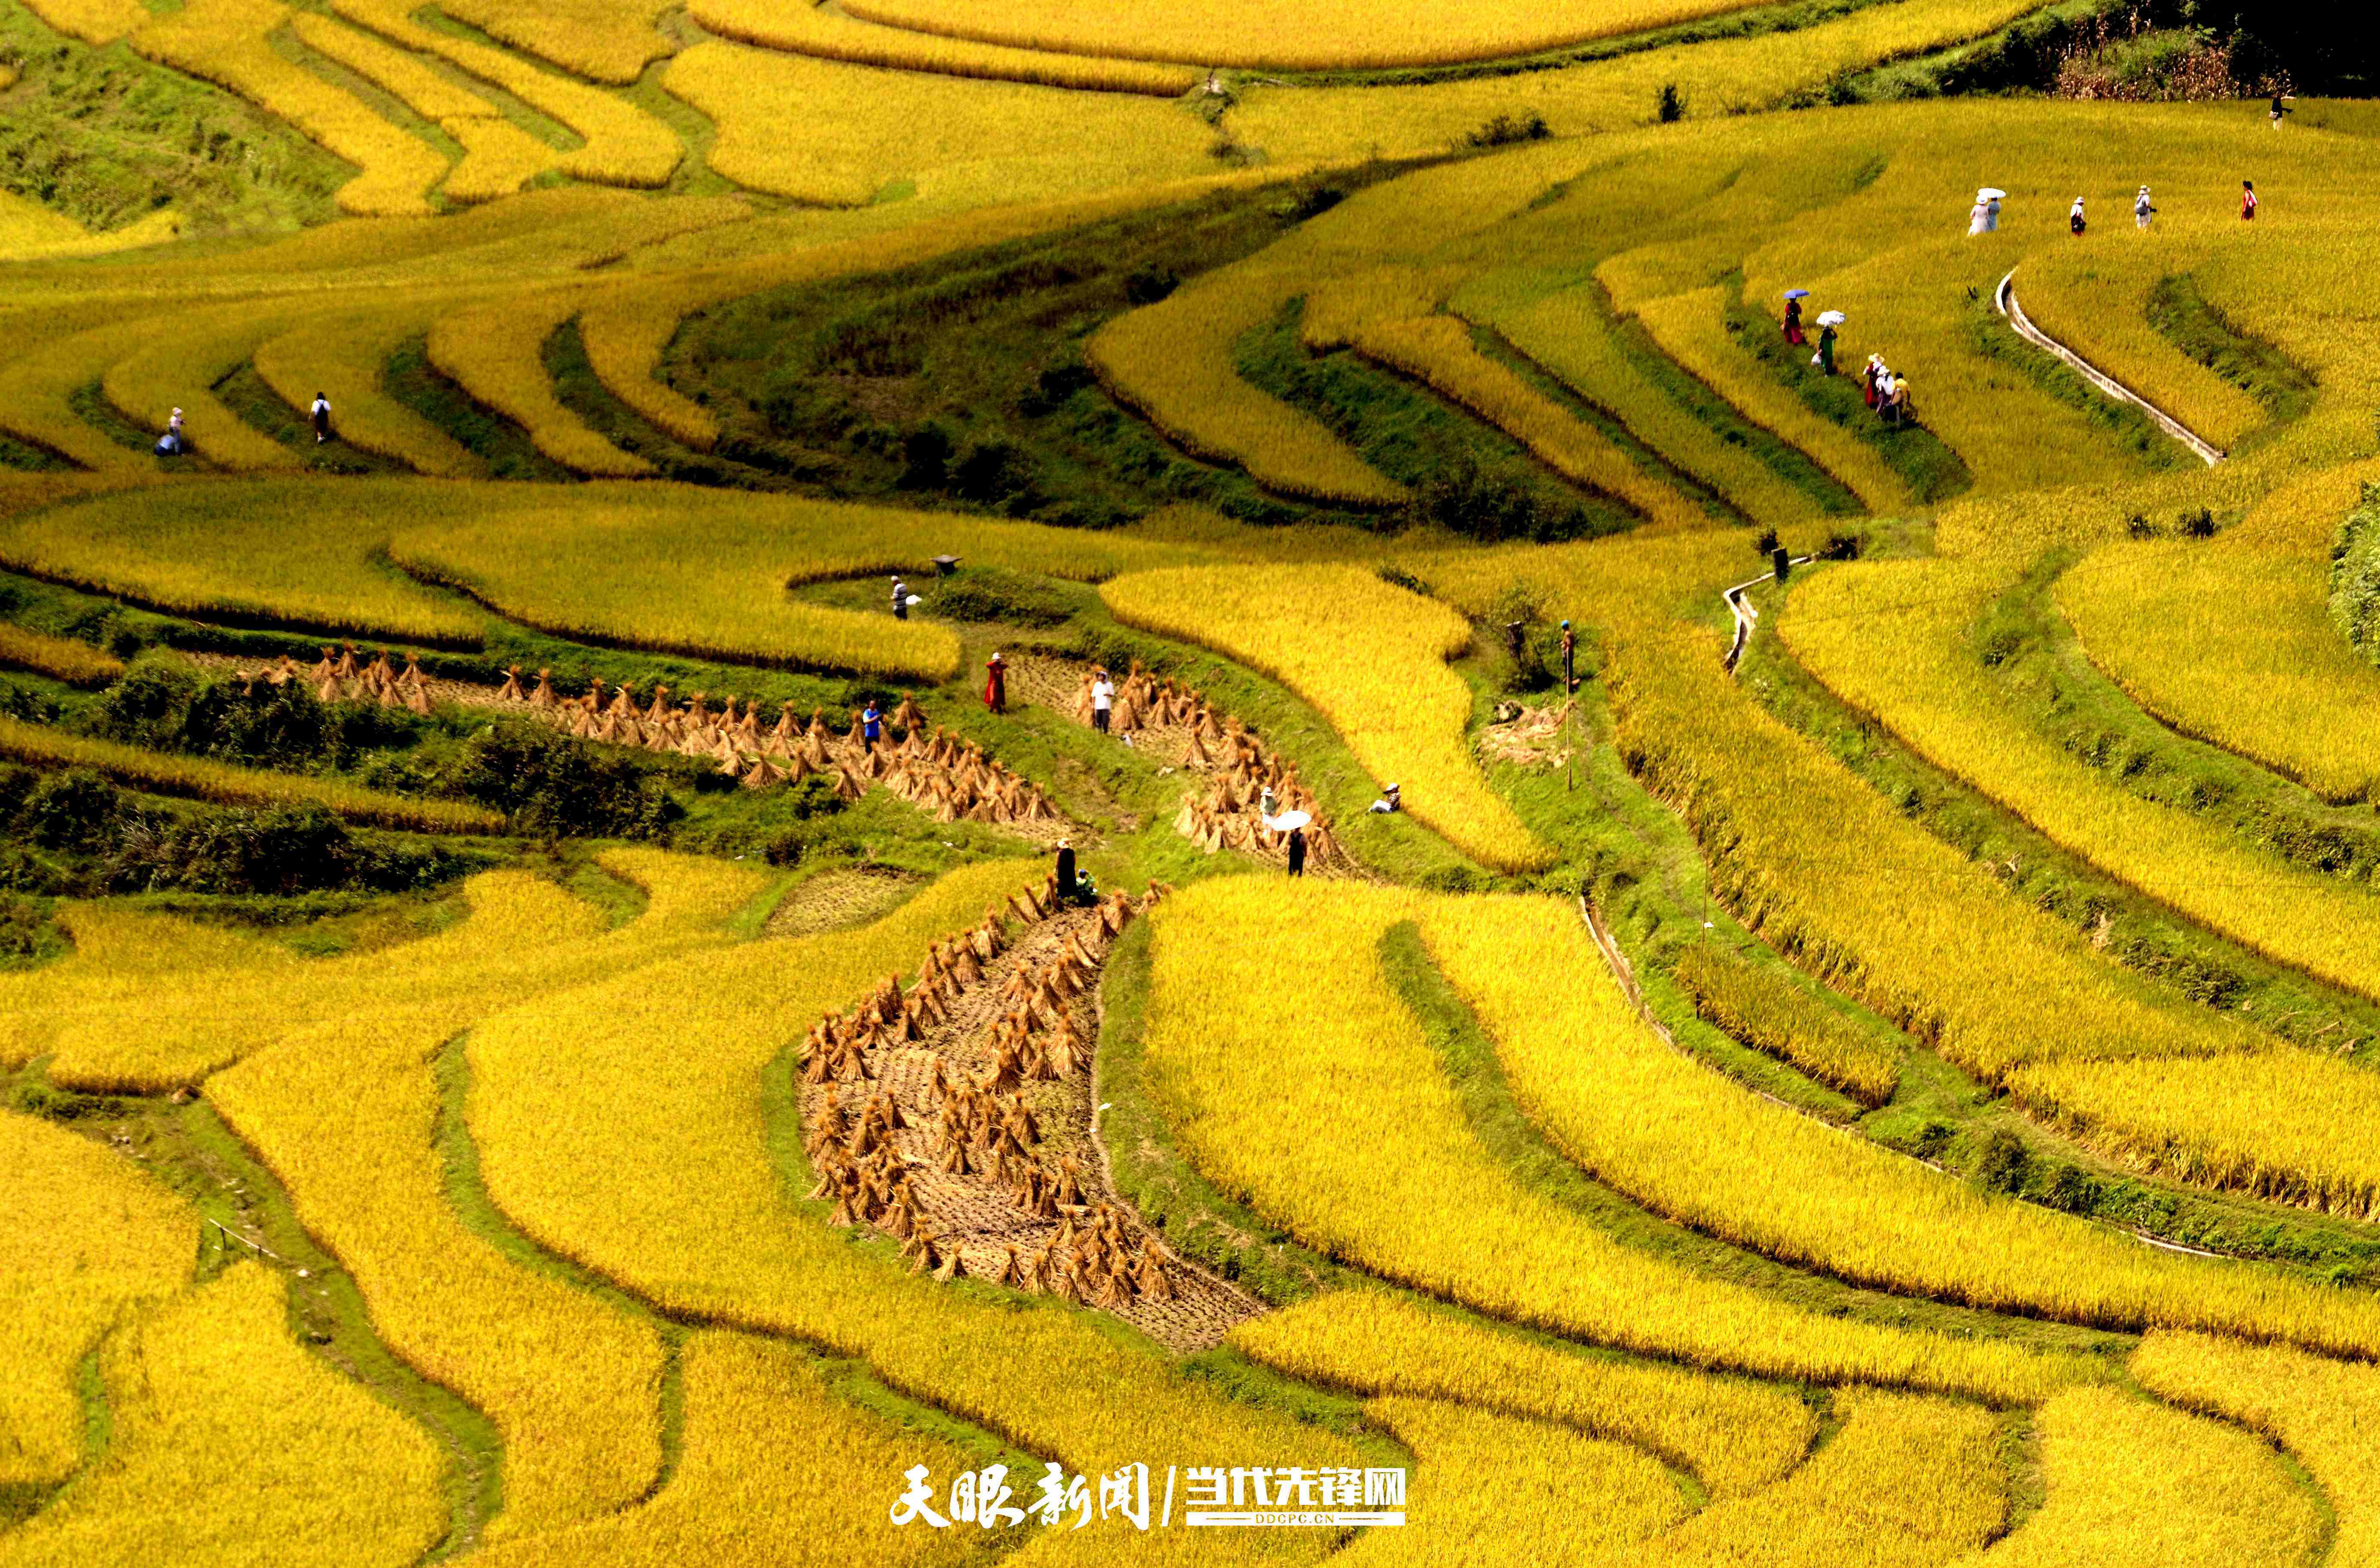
(1996, 269, 2224, 468)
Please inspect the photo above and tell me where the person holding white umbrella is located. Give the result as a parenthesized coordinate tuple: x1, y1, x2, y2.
(1263, 807, 1313, 877)
(1813, 310, 1845, 376)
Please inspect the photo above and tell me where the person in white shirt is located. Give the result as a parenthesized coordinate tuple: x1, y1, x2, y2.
(1090, 670, 1115, 734)
(310, 393, 333, 444)
(2134, 187, 2155, 229)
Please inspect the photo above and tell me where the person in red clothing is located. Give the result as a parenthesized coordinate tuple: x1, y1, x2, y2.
(1782, 296, 1805, 346)
(2242, 180, 2259, 220)
(983, 650, 1007, 714)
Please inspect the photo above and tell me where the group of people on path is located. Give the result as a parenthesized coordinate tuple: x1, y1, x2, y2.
(1996, 179, 2259, 240)
(1861, 355, 1913, 426)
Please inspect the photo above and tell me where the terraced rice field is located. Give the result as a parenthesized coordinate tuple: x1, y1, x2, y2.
(9, 0, 2380, 1559)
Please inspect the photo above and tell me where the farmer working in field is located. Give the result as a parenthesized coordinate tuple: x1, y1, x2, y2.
(1560, 620, 1576, 693)
(891, 576, 909, 619)
(2135, 187, 2155, 229)
(861, 699, 883, 748)
(2069, 196, 2087, 236)
(2242, 180, 2259, 220)
(983, 650, 1007, 714)
(1090, 669, 1114, 733)
(1286, 825, 1307, 878)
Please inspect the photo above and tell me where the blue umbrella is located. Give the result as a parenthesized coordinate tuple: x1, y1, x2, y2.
(1782, 288, 1811, 299)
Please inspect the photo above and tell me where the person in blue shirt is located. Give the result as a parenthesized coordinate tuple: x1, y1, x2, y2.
(861, 700, 883, 748)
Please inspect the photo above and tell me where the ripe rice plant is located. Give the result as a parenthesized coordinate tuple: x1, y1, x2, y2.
(0, 192, 178, 264)
(436, 0, 671, 86)
(465, 860, 1375, 1493)
(1339, 314, 1708, 532)
(1422, 892, 2380, 1358)
(0, 312, 189, 472)
(1657, 1388, 2003, 1564)
(577, 168, 1306, 453)
(27, 850, 760, 1092)
(289, 11, 497, 120)
(0, 467, 482, 643)
(2016, 246, 2267, 454)
(197, 862, 764, 1534)
(1495, 282, 1825, 533)
(835, 0, 1778, 73)
(389, 480, 1214, 678)
(663, 45, 1216, 210)
(253, 304, 491, 478)
(16, 0, 146, 46)
(1416, 529, 2261, 1083)
(0, 1110, 195, 1490)
(1086, 263, 1411, 508)
(129, 0, 449, 218)
(0, 904, 299, 1072)
(100, 304, 310, 473)
(1232, 1291, 1817, 1498)
(441, 116, 565, 205)
(1977, 1385, 2317, 1568)
(1102, 565, 1553, 871)
(1784, 557, 2380, 1009)
(0, 718, 505, 835)
(2058, 537, 2380, 805)
(0, 1264, 446, 1568)
(1225, 0, 2052, 163)
(1634, 286, 1913, 514)
(689, 0, 1199, 95)
(426, 289, 660, 478)
(0, 621, 123, 686)
(2009, 1048, 2380, 1221)
(1671, 941, 1901, 1105)
(1144, 878, 2098, 1404)
(1357, 1397, 1690, 1562)
(329, 0, 681, 186)
(2133, 1331, 2380, 1568)
(466, 1331, 986, 1568)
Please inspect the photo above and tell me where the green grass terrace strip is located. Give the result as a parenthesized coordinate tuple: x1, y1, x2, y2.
(0, 719, 505, 833)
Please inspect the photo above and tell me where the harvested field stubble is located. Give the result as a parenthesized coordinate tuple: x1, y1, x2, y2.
(467, 860, 1373, 1489)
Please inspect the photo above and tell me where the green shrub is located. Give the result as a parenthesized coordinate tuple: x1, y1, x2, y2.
(2330, 482, 2380, 662)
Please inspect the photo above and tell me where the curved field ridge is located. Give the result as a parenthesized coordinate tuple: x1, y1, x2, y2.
(1999, 270, 2224, 466)
(1102, 563, 1552, 871)
(1145, 878, 2100, 1404)
(0, 1110, 197, 1491)
(0, 719, 505, 834)
(837, 0, 1779, 72)
(0, 1265, 445, 1568)
(465, 860, 1376, 1510)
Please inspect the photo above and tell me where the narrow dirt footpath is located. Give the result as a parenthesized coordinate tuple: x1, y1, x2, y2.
(1996, 269, 2225, 468)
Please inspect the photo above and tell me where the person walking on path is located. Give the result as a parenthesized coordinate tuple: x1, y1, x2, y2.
(1560, 620, 1576, 694)
(2069, 197, 2087, 237)
(1285, 825, 1307, 878)
(1055, 838, 1077, 903)
(2242, 180, 2259, 220)
(156, 407, 186, 456)
(890, 577, 909, 620)
(861, 700, 882, 749)
(2271, 93, 2291, 130)
(2135, 187, 2155, 229)
(1815, 320, 1837, 376)
(1862, 355, 1883, 410)
(1782, 296, 1804, 346)
(1090, 669, 1114, 734)
(983, 650, 1007, 714)
(310, 393, 333, 444)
